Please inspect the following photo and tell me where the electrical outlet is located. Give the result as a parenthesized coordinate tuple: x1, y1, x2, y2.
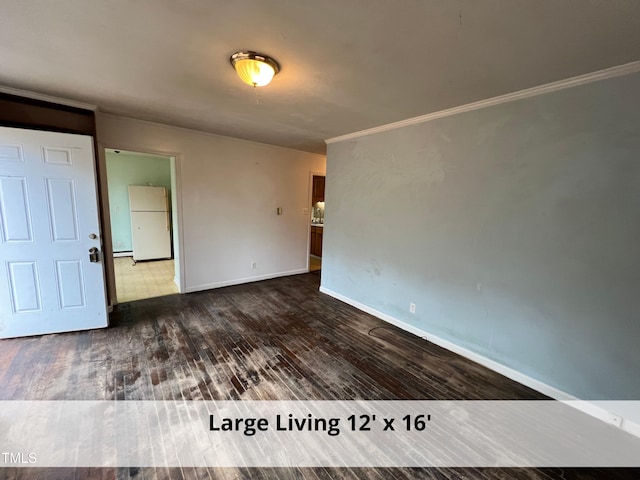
(302, 207, 309, 216)
(409, 303, 416, 314)
(608, 413, 623, 427)
(251, 261, 257, 269)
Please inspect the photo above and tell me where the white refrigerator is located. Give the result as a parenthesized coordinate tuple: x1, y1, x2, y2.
(128, 185, 172, 261)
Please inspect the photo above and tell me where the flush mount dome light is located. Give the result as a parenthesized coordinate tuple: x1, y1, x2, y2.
(230, 50, 280, 87)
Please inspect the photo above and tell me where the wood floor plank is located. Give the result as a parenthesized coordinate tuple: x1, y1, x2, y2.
(0, 272, 636, 479)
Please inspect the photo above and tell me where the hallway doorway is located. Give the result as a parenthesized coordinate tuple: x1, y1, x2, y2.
(309, 174, 325, 272)
(105, 148, 178, 303)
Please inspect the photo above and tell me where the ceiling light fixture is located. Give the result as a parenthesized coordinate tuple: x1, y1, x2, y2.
(230, 51, 280, 87)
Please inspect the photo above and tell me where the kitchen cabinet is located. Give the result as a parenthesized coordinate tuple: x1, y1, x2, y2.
(312, 176, 325, 204)
(310, 226, 323, 257)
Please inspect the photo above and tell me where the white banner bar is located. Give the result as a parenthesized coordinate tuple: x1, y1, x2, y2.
(1, 400, 639, 467)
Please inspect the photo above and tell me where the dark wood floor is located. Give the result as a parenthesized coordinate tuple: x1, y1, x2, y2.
(0, 272, 637, 479)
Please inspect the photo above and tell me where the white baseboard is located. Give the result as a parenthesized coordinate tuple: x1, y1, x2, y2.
(186, 268, 308, 293)
(319, 286, 640, 439)
(113, 251, 133, 258)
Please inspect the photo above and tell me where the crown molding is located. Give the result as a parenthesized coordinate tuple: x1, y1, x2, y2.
(0, 85, 97, 111)
(326, 61, 640, 145)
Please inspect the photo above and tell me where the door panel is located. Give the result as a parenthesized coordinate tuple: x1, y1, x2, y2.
(0, 144, 23, 162)
(46, 178, 79, 241)
(0, 176, 33, 242)
(7, 261, 41, 313)
(43, 147, 73, 165)
(0, 126, 107, 338)
(55, 260, 86, 309)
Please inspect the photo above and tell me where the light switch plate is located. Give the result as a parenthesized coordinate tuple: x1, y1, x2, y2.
(302, 207, 309, 215)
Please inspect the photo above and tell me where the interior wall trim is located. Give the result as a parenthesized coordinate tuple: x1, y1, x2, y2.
(319, 285, 640, 439)
(0, 85, 97, 111)
(325, 60, 640, 145)
(185, 268, 309, 293)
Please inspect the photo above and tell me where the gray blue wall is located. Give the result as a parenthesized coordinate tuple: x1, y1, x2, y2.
(322, 72, 640, 400)
(106, 151, 171, 253)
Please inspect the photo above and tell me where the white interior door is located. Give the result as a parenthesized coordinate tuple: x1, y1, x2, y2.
(0, 126, 108, 339)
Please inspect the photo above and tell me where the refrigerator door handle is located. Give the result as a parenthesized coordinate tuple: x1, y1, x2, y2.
(165, 188, 170, 231)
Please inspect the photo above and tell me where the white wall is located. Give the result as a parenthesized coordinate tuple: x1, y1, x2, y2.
(96, 113, 325, 297)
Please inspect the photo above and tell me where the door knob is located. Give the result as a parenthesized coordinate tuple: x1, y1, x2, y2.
(89, 247, 100, 263)
(89, 233, 97, 239)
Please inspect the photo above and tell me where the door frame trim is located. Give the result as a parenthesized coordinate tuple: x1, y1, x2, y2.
(99, 143, 186, 302)
(307, 171, 325, 272)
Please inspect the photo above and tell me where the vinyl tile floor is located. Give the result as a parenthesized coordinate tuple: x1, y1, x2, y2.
(114, 256, 178, 303)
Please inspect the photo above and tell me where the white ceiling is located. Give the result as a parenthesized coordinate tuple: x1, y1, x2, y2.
(1, 1, 639, 154)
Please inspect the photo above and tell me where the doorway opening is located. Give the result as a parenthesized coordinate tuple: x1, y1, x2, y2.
(105, 148, 178, 303)
(309, 174, 325, 272)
